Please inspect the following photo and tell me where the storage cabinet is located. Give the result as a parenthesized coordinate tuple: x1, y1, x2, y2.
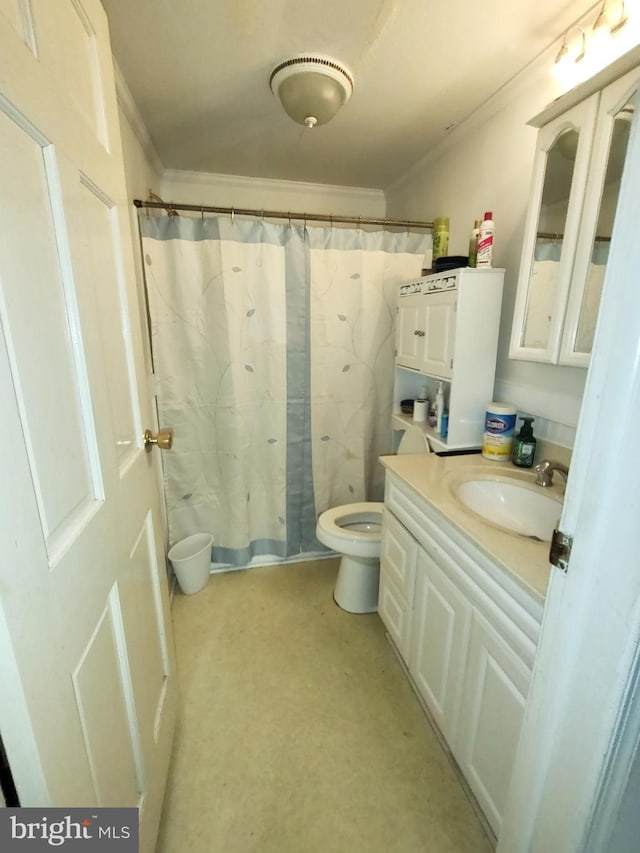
(393, 267, 504, 452)
(510, 64, 640, 366)
(378, 471, 542, 839)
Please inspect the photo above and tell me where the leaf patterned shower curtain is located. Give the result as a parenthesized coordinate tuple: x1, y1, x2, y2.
(140, 213, 429, 566)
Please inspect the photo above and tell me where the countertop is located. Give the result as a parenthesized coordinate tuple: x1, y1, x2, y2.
(380, 452, 562, 602)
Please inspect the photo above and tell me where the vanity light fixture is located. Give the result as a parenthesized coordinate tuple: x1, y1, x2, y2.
(574, 27, 587, 64)
(554, 34, 570, 66)
(590, 2, 611, 55)
(592, 1, 609, 38)
(553, 27, 585, 83)
(269, 55, 354, 129)
(610, 0, 628, 35)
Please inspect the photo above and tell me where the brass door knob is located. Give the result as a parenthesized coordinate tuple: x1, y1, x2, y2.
(144, 428, 173, 452)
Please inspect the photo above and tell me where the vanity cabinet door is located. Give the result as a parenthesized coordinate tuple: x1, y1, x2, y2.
(379, 509, 417, 659)
(408, 548, 471, 745)
(456, 610, 531, 838)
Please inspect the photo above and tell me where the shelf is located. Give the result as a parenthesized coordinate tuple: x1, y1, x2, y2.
(392, 413, 481, 454)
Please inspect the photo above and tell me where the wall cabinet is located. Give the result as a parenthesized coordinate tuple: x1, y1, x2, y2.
(379, 472, 542, 839)
(510, 64, 640, 366)
(393, 267, 504, 452)
(396, 287, 456, 377)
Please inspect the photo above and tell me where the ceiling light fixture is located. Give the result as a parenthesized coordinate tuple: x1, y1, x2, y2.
(270, 55, 354, 129)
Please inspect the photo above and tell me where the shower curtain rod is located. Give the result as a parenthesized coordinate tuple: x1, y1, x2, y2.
(133, 198, 433, 230)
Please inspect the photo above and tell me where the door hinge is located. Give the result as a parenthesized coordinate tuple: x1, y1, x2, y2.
(550, 528, 572, 573)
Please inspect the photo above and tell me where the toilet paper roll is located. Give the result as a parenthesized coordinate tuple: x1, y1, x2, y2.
(413, 398, 428, 422)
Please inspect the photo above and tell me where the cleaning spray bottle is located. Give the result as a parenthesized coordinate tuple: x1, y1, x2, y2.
(511, 417, 536, 468)
(477, 211, 495, 268)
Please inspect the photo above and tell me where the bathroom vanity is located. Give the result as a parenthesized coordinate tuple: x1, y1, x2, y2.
(378, 452, 556, 839)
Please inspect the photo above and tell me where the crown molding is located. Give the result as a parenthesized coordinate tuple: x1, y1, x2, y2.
(161, 168, 386, 215)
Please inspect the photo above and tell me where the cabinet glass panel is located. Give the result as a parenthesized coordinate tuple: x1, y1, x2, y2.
(522, 129, 578, 350)
(573, 99, 633, 354)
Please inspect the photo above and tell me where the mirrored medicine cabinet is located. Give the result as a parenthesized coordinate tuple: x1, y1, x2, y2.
(509, 60, 640, 367)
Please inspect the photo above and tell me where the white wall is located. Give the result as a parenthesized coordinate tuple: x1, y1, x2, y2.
(386, 48, 588, 447)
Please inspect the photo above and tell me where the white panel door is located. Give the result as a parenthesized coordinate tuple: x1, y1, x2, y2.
(0, 3, 177, 851)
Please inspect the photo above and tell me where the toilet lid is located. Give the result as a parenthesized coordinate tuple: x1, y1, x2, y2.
(397, 426, 431, 454)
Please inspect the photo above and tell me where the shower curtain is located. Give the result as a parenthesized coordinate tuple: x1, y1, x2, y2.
(140, 213, 429, 566)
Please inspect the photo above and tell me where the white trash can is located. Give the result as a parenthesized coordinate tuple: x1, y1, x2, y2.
(168, 533, 213, 595)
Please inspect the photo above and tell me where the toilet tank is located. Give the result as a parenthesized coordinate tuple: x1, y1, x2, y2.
(396, 423, 431, 454)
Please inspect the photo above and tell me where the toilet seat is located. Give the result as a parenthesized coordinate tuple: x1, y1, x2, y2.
(316, 501, 383, 558)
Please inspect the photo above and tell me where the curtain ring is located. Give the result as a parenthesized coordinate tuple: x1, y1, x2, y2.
(288, 212, 292, 228)
(261, 209, 265, 224)
(201, 207, 204, 221)
(231, 208, 235, 225)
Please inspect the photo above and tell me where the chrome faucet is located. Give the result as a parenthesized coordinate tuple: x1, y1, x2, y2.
(535, 459, 569, 487)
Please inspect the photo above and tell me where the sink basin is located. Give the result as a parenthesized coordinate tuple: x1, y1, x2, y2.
(454, 478, 562, 541)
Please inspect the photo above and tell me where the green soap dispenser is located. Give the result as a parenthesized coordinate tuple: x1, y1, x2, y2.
(512, 417, 536, 468)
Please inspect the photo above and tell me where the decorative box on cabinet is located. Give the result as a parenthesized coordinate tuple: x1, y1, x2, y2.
(379, 471, 542, 839)
(393, 267, 504, 452)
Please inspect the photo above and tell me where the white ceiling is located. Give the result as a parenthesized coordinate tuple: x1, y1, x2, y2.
(101, 0, 597, 190)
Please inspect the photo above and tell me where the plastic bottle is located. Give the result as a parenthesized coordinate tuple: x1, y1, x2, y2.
(481, 402, 517, 461)
(435, 382, 445, 433)
(511, 417, 537, 468)
(468, 219, 480, 268)
(440, 410, 449, 440)
(476, 211, 495, 268)
(432, 217, 450, 261)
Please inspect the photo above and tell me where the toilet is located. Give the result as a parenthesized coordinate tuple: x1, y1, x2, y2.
(316, 424, 431, 613)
